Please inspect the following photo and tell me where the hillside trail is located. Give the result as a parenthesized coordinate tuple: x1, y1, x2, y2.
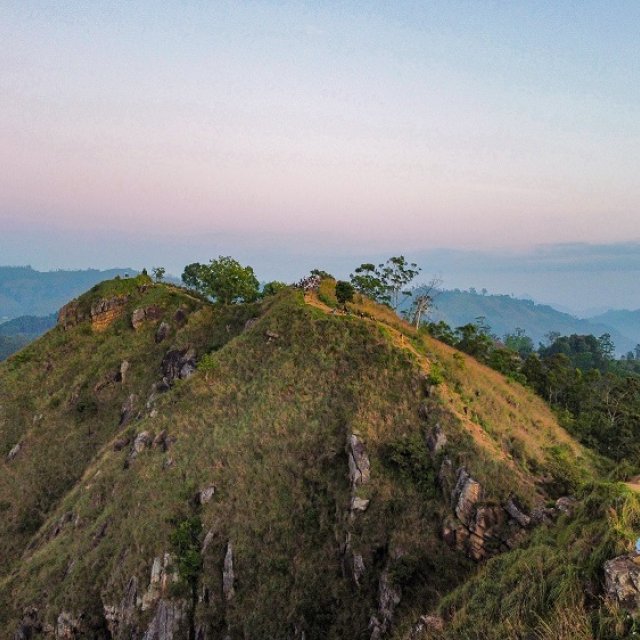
(304, 291, 507, 461)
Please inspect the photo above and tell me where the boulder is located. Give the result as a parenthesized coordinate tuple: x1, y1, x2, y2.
(452, 468, 482, 526)
(132, 431, 153, 454)
(350, 496, 370, 513)
(7, 442, 21, 461)
(155, 322, 171, 344)
(347, 434, 371, 487)
(604, 555, 640, 609)
(504, 496, 531, 528)
(196, 486, 216, 505)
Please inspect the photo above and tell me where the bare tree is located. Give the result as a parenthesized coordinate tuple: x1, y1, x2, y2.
(408, 276, 443, 328)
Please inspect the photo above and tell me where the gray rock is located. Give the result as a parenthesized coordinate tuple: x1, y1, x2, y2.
(104, 576, 138, 638)
(604, 555, 640, 609)
(155, 322, 171, 344)
(120, 360, 130, 384)
(504, 496, 531, 528)
(142, 600, 185, 640)
(132, 305, 164, 331)
(452, 468, 482, 526)
(197, 486, 215, 505)
(7, 442, 21, 461)
(162, 348, 197, 384)
(369, 568, 401, 640)
(350, 496, 370, 513)
(223, 542, 235, 601)
(56, 611, 80, 639)
(426, 424, 447, 455)
(133, 431, 153, 454)
(347, 434, 371, 487)
(120, 394, 138, 426)
(142, 553, 177, 611)
(202, 530, 214, 553)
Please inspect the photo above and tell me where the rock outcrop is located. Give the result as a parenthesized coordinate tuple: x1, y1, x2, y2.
(142, 599, 185, 640)
(369, 552, 403, 640)
(7, 442, 21, 461)
(347, 434, 371, 488)
(604, 555, 640, 609)
(223, 543, 235, 601)
(440, 464, 534, 561)
(131, 305, 164, 331)
(161, 348, 197, 386)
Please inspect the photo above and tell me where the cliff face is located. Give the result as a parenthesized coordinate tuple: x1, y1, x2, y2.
(0, 279, 633, 640)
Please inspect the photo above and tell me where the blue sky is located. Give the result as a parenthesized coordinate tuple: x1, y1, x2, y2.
(1, 1, 639, 307)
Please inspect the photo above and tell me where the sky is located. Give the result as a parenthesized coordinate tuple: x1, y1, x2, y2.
(1, 1, 639, 308)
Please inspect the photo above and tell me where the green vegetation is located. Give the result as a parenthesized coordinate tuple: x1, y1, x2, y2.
(182, 256, 260, 304)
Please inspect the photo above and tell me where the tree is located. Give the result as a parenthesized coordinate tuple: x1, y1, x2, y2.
(350, 256, 421, 308)
(350, 263, 386, 302)
(598, 333, 616, 361)
(407, 277, 442, 328)
(504, 328, 534, 358)
(378, 256, 421, 309)
(181, 256, 260, 304)
(335, 280, 355, 304)
(262, 281, 287, 298)
(152, 266, 166, 282)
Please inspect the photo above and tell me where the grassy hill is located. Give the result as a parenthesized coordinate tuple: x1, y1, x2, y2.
(417, 289, 636, 354)
(0, 277, 637, 639)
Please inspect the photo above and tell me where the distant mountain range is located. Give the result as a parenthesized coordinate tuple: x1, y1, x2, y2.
(416, 288, 638, 355)
(0, 266, 135, 320)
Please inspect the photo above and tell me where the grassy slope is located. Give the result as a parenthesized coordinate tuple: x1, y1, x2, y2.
(0, 278, 632, 639)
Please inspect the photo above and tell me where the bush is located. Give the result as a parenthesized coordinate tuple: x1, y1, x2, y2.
(335, 281, 355, 304)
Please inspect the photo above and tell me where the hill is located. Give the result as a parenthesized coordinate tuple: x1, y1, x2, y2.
(589, 309, 640, 352)
(0, 315, 57, 362)
(418, 288, 636, 354)
(0, 266, 135, 320)
(0, 276, 638, 639)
